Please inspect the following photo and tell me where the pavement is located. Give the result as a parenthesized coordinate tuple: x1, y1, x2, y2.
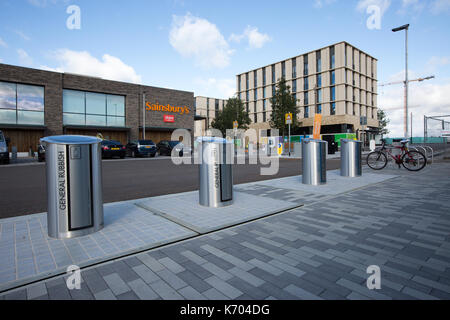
(0, 160, 449, 300)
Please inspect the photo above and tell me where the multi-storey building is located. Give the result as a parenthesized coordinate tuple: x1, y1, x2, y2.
(194, 96, 227, 137)
(235, 41, 379, 141)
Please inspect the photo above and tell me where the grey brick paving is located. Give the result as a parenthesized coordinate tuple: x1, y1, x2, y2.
(1, 164, 450, 300)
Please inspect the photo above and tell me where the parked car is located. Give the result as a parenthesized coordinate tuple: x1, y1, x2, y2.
(0, 130, 10, 164)
(101, 140, 126, 159)
(37, 144, 46, 162)
(156, 140, 191, 157)
(126, 140, 157, 157)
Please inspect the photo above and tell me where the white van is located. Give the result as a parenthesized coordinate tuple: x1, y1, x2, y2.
(0, 130, 10, 164)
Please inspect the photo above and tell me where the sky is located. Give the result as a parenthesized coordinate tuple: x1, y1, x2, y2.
(0, 0, 449, 137)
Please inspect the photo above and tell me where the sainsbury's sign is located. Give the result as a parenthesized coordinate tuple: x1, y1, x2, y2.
(146, 102, 190, 115)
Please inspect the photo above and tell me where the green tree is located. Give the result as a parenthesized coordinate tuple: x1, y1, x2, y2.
(377, 108, 390, 136)
(211, 97, 251, 136)
(269, 77, 299, 138)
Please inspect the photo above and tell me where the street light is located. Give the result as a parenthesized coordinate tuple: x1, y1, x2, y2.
(392, 23, 410, 138)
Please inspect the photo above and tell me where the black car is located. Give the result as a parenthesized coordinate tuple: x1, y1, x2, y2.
(38, 144, 46, 162)
(101, 140, 126, 159)
(126, 140, 157, 157)
(156, 140, 185, 156)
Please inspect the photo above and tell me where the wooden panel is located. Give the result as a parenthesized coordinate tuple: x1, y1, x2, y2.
(65, 129, 128, 145)
(0, 129, 45, 152)
(139, 130, 172, 144)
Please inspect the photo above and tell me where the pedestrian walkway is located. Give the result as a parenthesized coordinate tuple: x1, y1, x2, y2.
(1, 163, 449, 300)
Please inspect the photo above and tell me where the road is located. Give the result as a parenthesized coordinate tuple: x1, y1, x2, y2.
(0, 157, 341, 218)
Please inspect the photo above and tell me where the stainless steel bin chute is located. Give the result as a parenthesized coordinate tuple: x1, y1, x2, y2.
(340, 139, 362, 177)
(198, 137, 233, 207)
(302, 139, 327, 185)
(40, 135, 104, 239)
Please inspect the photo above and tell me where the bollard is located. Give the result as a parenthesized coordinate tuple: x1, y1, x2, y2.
(302, 139, 327, 185)
(340, 139, 362, 177)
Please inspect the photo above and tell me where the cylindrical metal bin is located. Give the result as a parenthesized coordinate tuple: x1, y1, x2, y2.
(340, 139, 362, 177)
(198, 137, 233, 207)
(40, 135, 104, 239)
(302, 139, 327, 185)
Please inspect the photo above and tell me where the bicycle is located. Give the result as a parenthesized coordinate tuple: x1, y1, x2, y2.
(366, 139, 427, 171)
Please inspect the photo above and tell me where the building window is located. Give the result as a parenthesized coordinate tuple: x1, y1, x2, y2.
(263, 99, 266, 111)
(292, 79, 297, 92)
(246, 73, 249, 89)
(263, 67, 266, 86)
(272, 84, 276, 97)
(330, 46, 335, 69)
(238, 92, 241, 100)
(352, 49, 355, 69)
(317, 89, 322, 103)
(272, 64, 276, 83)
(254, 113, 257, 123)
(305, 106, 309, 118)
(281, 61, 286, 78)
(304, 77, 309, 90)
(238, 75, 241, 92)
(63, 89, 125, 127)
(246, 102, 249, 113)
(293, 93, 297, 104)
(254, 71, 257, 88)
(215, 99, 219, 118)
(331, 102, 336, 115)
(254, 89, 257, 101)
(330, 86, 336, 101)
(263, 112, 266, 122)
(316, 51, 321, 73)
(303, 55, 308, 75)
(304, 92, 309, 105)
(246, 91, 249, 102)
(263, 87, 266, 99)
(317, 74, 322, 88)
(292, 58, 297, 78)
(345, 102, 348, 114)
(0, 82, 45, 126)
(316, 104, 322, 114)
(331, 71, 335, 85)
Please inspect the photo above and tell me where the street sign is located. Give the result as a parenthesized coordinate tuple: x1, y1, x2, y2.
(285, 113, 292, 125)
(233, 120, 238, 129)
(277, 142, 283, 156)
(313, 114, 322, 140)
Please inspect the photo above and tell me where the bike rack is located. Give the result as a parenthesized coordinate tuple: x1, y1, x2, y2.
(410, 145, 433, 167)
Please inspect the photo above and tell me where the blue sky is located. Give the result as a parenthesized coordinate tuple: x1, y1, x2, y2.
(0, 0, 449, 137)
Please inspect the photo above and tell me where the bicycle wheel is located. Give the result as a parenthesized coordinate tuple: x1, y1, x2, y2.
(367, 151, 387, 170)
(402, 150, 427, 171)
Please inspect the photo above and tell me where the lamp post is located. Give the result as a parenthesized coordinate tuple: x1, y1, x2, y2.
(392, 23, 410, 139)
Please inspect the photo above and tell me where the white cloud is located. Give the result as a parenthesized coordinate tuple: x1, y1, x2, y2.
(0, 58, 3, 63)
(230, 26, 271, 49)
(41, 49, 142, 83)
(17, 49, 33, 66)
(430, 0, 450, 14)
(27, 0, 68, 7)
(0, 37, 7, 48)
(398, 0, 425, 14)
(314, 0, 337, 8)
(169, 13, 233, 69)
(356, 0, 391, 16)
(425, 56, 450, 73)
(193, 77, 236, 99)
(378, 77, 450, 137)
(15, 30, 30, 41)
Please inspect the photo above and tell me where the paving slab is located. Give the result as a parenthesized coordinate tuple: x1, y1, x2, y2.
(136, 191, 300, 234)
(249, 169, 397, 195)
(0, 201, 196, 292)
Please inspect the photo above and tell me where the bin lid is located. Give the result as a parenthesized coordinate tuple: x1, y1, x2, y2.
(302, 138, 326, 144)
(341, 139, 362, 143)
(196, 136, 231, 144)
(40, 135, 102, 145)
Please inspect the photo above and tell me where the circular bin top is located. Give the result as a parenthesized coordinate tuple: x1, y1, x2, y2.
(302, 138, 326, 144)
(196, 136, 232, 144)
(340, 139, 362, 143)
(40, 135, 102, 145)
